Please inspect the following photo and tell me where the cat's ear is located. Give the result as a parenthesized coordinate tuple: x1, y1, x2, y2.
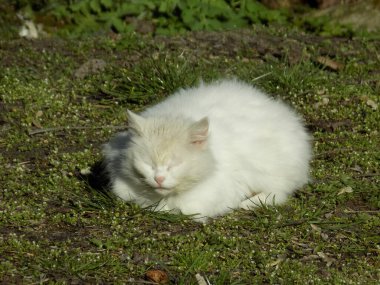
(189, 117, 209, 147)
(127, 110, 144, 135)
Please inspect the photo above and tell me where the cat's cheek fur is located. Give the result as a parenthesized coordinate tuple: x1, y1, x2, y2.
(112, 177, 139, 202)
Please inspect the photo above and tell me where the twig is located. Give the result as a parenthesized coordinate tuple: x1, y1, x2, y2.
(314, 148, 353, 158)
(276, 219, 308, 228)
(125, 281, 159, 284)
(344, 210, 380, 214)
(311, 172, 380, 185)
(252, 72, 272, 81)
(28, 125, 127, 135)
(352, 173, 380, 178)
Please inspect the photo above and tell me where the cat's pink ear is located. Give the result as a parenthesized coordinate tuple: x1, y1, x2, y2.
(189, 117, 209, 147)
(127, 110, 144, 135)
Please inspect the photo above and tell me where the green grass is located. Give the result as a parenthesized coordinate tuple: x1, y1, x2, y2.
(1, 28, 379, 284)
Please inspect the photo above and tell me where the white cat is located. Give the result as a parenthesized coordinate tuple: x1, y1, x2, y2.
(103, 79, 312, 222)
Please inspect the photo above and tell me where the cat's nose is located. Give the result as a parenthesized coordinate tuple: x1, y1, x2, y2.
(154, 175, 165, 186)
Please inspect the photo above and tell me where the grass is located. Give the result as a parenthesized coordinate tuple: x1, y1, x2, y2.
(0, 27, 379, 284)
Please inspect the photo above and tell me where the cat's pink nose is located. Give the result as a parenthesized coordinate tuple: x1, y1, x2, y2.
(154, 175, 165, 186)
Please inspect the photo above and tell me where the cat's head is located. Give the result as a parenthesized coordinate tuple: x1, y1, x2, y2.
(124, 110, 215, 196)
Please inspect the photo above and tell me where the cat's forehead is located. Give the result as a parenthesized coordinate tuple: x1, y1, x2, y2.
(133, 138, 180, 165)
(143, 117, 189, 138)
(146, 133, 184, 155)
(130, 117, 192, 162)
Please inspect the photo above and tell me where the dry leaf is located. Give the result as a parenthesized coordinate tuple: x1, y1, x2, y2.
(145, 269, 169, 284)
(268, 254, 286, 267)
(366, 99, 378, 110)
(301, 254, 320, 261)
(316, 56, 343, 71)
(19, 20, 40, 39)
(316, 88, 327, 95)
(310, 224, 321, 233)
(350, 165, 363, 173)
(36, 110, 43, 117)
(80, 167, 92, 175)
(291, 239, 309, 248)
(321, 233, 329, 241)
(195, 273, 208, 285)
(313, 96, 330, 109)
(338, 186, 353, 195)
(32, 119, 42, 129)
(317, 251, 335, 267)
(335, 233, 347, 239)
(309, 119, 352, 132)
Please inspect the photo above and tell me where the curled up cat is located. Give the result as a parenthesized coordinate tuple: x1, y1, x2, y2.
(103, 79, 312, 222)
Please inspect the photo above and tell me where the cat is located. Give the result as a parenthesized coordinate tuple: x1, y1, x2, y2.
(103, 79, 312, 222)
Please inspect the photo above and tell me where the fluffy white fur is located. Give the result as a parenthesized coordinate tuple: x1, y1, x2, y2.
(103, 79, 312, 221)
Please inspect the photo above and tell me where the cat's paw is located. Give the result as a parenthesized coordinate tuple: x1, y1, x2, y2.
(191, 215, 209, 224)
(239, 193, 270, 210)
(240, 198, 259, 210)
(154, 200, 175, 212)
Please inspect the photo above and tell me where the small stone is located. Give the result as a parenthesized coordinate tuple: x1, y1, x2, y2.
(74, 59, 107, 79)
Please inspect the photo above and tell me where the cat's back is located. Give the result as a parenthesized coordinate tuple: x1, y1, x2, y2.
(142, 79, 271, 119)
(142, 79, 310, 174)
(141, 79, 309, 153)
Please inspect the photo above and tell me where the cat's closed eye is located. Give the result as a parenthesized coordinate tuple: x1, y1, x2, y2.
(132, 167, 145, 179)
(132, 162, 150, 179)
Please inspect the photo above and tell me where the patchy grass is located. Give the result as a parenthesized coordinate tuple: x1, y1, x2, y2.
(0, 28, 379, 284)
